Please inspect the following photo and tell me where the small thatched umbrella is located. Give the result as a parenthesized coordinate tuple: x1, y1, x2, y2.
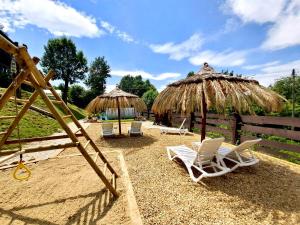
(152, 63, 285, 141)
(86, 87, 147, 135)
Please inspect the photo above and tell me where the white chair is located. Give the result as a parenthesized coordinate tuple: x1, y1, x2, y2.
(217, 139, 262, 171)
(166, 137, 230, 182)
(128, 121, 143, 136)
(160, 118, 188, 135)
(101, 122, 114, 137)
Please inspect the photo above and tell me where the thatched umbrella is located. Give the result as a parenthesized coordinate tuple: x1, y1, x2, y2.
(152, 63, 285, 141)
(86, 87, 147, 135)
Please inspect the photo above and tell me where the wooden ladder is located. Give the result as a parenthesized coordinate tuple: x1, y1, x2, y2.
(0, 34, 118, 198)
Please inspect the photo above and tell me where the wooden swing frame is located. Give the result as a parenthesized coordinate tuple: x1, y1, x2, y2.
(0, 34, 118, 198)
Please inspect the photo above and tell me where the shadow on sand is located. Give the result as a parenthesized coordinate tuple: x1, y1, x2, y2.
(1, 189, 117, 225)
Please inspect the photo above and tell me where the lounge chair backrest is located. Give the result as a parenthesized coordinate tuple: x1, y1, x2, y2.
(195, 137, 225, 163)
(179, 118, 186, 129)
(131, 121, 142, 132)
(234, 139, 262, 153)
(102, 122, 113, 133)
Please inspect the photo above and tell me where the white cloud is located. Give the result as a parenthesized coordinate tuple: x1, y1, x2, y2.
(149, 33, 204, 60)
(262, 13, 300, 50)
(223, 0, 300, 50)
(249, 59, 300, 86)
(0, 0, 102, 37)
(223, 0, 286, 24)
(100, 20, 136, 43)
(189, 50, 247, 67)
(243, 61, 280, 70)
(110, 70, 181, 81)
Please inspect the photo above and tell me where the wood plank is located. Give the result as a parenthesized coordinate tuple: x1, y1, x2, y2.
(241, 124, 300, 141)
(0, 70, 28, 110)
(103, 163, 108, 176)
(84, 140, 91, 149)
(63, 115, 72, 119)
(0, 142, 79, 157)
(0, 116, 16, 120)
(0, 132, 7, 135)
(241, 135, 300, 153)
(5, 133, 83, 145)
(206, 125, 231, 136)
(241, 115, 300, 128)
(94, 153, 99, 163)
(206, 118, 230, 126)
(51, 100, 63, 104)
(0, 71, 55, 149)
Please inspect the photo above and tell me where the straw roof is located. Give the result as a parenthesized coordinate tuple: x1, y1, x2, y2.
(152, 63, 285, 115)
(86, 87, 147, 113)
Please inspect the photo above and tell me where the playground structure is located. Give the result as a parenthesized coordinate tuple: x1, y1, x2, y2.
(0, 34, 118, 198)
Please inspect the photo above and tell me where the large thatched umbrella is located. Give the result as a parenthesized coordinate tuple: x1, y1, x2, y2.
(86, 87, 147, 135)
(152, 63, 285, 141)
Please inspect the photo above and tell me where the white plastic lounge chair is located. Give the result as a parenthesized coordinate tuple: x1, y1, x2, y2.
(101, 122, 114, 137)
(160, 118, 188, 135)
(128, 121, 143, 136)
(166, 137, 230, 182)
(217, 139, 262, 171)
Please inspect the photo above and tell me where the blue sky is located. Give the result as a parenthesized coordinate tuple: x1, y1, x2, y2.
(1, 0, 300, 91)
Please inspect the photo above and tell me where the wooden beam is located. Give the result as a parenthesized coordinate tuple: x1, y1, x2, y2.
(29, 75, 118, 197)
(0, 71, 55, 149)
(0, 116, 16, 120)
(0, 34, 18, 55)
(241, 124, 300, 141)
(0, 142, 79, 157)
(18, 47, 47, 88)
(5, 133, 83, 145)
(47, 83, 119, 177)
(0, 70, 28, 110)
(241, 115, 300, 128)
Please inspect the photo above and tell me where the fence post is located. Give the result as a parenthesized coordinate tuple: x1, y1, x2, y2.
(231, 113, 241, 144)
(189, 112, 195, 132)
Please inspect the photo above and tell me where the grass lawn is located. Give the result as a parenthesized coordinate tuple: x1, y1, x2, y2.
(0, 88, 87, 149)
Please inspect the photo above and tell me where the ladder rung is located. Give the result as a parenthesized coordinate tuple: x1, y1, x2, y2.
(103, 163, 107, 176)
(23, 80, 34, 87)
(84, 140, 90, 149)
(0, 116, 16, 120)
(112, 173, 116, 189)
(74, 128, 81, 134)
(51, 100, 63, 104)
(62, 115, 72, 119)
(0, 131, 7, 135)
(94, 152, 99, 163)
(9, 97, 30, 104)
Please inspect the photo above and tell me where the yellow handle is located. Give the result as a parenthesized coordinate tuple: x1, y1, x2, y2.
(13, 162, 31, 181)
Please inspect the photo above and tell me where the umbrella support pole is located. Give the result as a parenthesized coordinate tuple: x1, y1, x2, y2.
(117, 97, 122, 135)
(201, 92, 207, 142)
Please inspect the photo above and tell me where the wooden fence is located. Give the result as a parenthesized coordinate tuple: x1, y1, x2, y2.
(143, 111, 300, 160)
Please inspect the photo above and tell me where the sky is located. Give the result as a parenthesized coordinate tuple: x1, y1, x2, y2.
(1, 0, 300, 92)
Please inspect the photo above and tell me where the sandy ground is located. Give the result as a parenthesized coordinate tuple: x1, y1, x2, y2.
(0, 124, 131, 225)
(1, 122, 300, 225)
(122, 123, 300, 225)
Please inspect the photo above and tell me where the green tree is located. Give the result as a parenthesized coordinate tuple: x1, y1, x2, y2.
(271, 75, 300, 103)
(41, 37, 88, 103)
(85, 56, 111, 97)
(68, 85, 86, 108)
(119, 75, 155, 97)
(142, 89, 158, 111)
(186, 71, 195, 78)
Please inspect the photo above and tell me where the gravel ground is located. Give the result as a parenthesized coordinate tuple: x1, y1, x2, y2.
(119, 124, 300, 225)
(1, 122, 299, 225)
(0, 124, 131, 225)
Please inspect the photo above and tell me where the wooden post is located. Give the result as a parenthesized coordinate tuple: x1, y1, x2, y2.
(231, 112, 241, 144)
(189, 112, 195, 132)
(116, 97, 121, 135)
(201, 91, 207, 142)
